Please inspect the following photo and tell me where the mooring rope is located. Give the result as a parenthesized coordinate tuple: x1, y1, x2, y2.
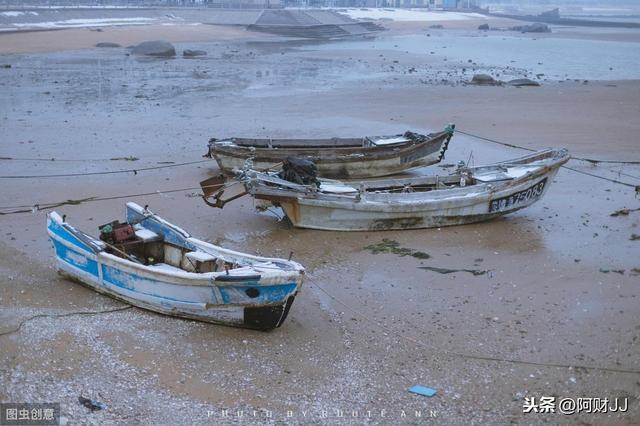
(0, 148, 205, 163)
(0, 159, 210, 179)
(455, 129, 640, 190)
(0, 180, 241, 216)
(455, 129, 640, 164)
(0, 306, 133, 338)
(1, 156, 141, 162)
(562, 165, 639, 189)
(1, 129, 638, 214)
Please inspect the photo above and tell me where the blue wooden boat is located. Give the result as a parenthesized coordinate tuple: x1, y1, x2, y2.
(47, 202, 304, 331)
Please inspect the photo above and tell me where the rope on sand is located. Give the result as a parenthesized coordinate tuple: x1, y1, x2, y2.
(0, 306, 133, 338)
(0, 180, 241, 216)
(455, 129, 640, 164)
(1, 129, 638, 214)
(0, 159, 210, 179)
(0, 148, 206, 163)
(456, 129, 640, 190)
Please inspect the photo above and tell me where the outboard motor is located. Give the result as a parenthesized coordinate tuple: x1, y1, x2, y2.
(99, 221, 135, 244)
(279, 157, 320, 187)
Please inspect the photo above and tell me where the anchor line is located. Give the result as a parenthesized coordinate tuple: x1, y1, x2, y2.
(455, 129, 639, 190)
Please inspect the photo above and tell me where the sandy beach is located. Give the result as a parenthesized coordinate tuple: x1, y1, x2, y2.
(1, 10, 639, 424)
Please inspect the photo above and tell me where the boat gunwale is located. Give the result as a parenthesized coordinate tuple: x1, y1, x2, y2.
(47, 226, 302, 288)
(47, 208, 304, 287)
(246, 148, 570, 211)
(55, 256, 296, 311)
(210, 130, 452, 164)
(125, 203, 304, 272)
(211, 130, 444, 150)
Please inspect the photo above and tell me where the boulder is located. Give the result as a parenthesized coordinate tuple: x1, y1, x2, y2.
(539, 8, 560, 19)
(183, 49, 207, 57)
(477, 23, 490, 30)
(429, 24, 444, 29)
(131, 40, 176, 57)
(470, 74, 499, 85)
(507, 78, 540, 87)
(95, 42, 121, 48)
(510, 23, 551, 33)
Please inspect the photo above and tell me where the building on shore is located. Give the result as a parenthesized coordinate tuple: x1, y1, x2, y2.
(0, 0, 478, 9)
(281, 0, 479, 7)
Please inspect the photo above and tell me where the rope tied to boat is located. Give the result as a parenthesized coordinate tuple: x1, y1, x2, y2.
(0, 159, 210, 179)
(455, 129, 640, 192)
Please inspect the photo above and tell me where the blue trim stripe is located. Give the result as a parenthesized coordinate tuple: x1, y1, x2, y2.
(102, 264, 198, 303)
(102, 264, 296, 306)
(48, 220, 94, 254)
(219, 283, 298, 304)
(52, 239, 100, 277)
(126, 208, 196, 250)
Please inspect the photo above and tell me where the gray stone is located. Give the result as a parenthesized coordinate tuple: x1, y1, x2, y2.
(507, 78, 541, 87)
(510, 23, 551, 33)
(470, 74, 499, 85)
(95, 42, 121, 48)
(131, 40, 176, 57)
(478, 23, 490, 30)
(183, 49, 207, 57)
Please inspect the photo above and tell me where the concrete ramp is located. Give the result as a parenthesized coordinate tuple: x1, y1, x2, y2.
(248, 9, 384, 39)
(0, 8, 384, 38)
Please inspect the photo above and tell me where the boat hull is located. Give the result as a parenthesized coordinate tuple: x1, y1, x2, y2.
(47, 208, 302, 331)
(55, 259, 296, 331)
(210, 130, 453, 179)
(249, 149, 569, 231)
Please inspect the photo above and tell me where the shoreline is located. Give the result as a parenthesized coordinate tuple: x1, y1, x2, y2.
(3, 18, 640, 56)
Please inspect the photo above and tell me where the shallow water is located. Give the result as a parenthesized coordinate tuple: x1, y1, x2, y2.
(315, 32, 640, 81)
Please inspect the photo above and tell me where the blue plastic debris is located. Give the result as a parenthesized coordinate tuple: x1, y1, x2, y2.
(409, 385, 437, 397)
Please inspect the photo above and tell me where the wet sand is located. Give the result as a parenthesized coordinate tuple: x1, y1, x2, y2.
(1, 19, 639, 424)
(0, 24, 266, 54)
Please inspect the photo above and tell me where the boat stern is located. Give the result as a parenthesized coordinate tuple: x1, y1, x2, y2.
(243, 295, 297, 331)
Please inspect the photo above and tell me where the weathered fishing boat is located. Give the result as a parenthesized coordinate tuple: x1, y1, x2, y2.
(234, 148, 569, 231)
(206, 125, 455, 179)
(47, 202, 304, 330)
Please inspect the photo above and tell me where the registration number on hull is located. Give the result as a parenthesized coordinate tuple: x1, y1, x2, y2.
(489, 178, 547, 213)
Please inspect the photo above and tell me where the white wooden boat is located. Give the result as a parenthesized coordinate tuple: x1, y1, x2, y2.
(47, 203, 304, 330)
(239, 149, 570, 231)
(206, 125, 455, 179)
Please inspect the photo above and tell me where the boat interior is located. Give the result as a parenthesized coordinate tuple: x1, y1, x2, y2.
(344, 163, 547, 194)
(331, 174, 471, 194)
(261, 160, 550, 195)
(221, 131, 432, 149)
(99, 222, 240, 274)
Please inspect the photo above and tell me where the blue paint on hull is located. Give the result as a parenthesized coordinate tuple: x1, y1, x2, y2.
(127, 206, 196, 249)
(51, 238, 100, 278)
(101, 263, 297, 306)
(49, 223, 298, 307)
(49, 219, 95, 254)
(47, 207, 303, 330)
(218, 283, 299, 304)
